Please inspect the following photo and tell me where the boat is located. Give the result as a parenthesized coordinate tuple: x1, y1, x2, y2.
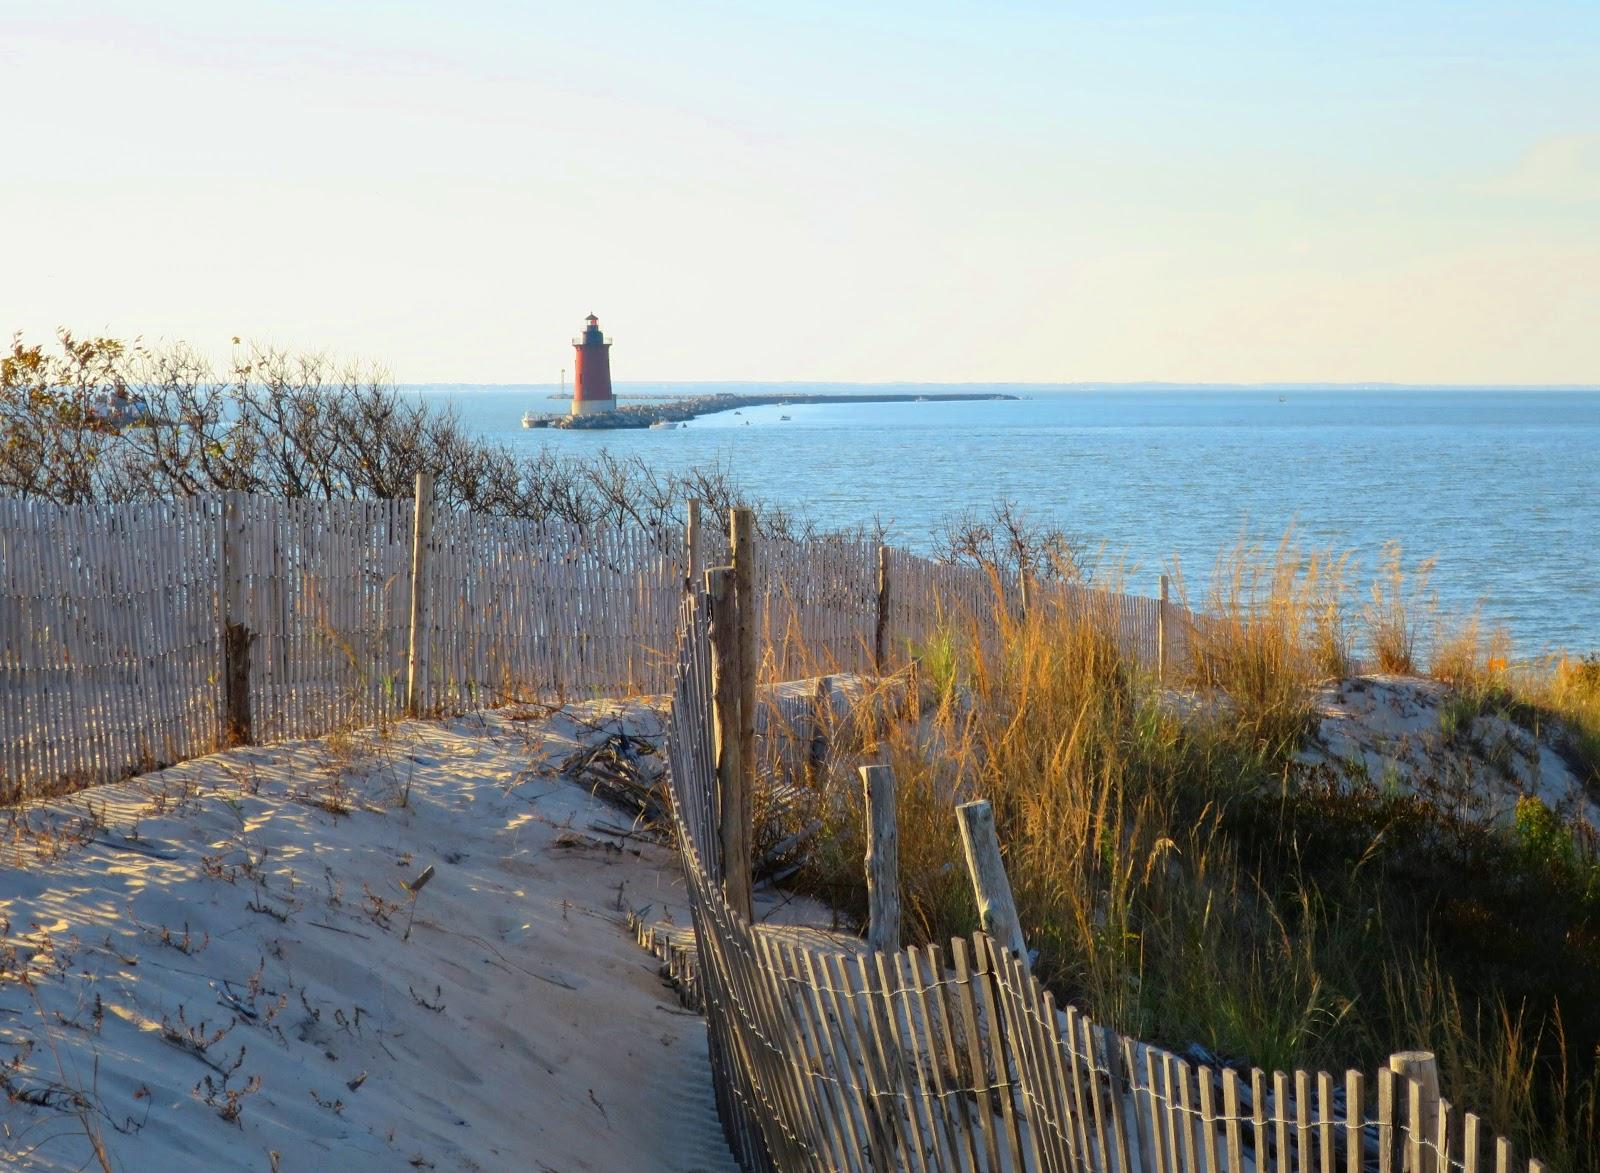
(779, 414, 791, 421)
(649, 420, 677, 430)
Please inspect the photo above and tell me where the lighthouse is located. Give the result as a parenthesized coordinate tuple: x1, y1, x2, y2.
(570, 313, 617, 416)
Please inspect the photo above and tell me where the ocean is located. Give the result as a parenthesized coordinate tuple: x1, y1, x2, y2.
(409, 384, 1600, 655)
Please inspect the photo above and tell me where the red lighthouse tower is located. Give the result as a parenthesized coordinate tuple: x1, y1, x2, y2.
(570, 313, 617, 416)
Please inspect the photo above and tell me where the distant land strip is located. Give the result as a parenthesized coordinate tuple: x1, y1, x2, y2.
(532, 390, 1020, 429)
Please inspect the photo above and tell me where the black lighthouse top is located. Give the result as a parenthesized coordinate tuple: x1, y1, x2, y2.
(575, 313, 610, 347)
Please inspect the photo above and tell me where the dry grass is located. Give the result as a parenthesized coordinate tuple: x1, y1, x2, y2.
(767, 535, 1598, 1172)
(1364, 541, 1436, 674)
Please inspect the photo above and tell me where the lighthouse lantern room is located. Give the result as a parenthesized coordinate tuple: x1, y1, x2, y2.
(570, 313, 617, 416)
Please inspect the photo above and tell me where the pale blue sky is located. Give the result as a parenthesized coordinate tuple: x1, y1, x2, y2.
(3, 2, 1597, 382)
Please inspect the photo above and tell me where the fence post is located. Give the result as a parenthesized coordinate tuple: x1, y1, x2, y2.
(220, 490, 253, 747)
(874, 544, 891, 673)
(1158, 573, 1170, 683)
(1389, 1051, 1441, 1173)
(808, 674, 832, 776)
(730, 507, 757, 828)
(406, 470, 435, 716)
(684, 498, 702, 593)
(956, 799, 1028, 964)
(707, 566, 753, 920)
(861, 764, 900, 952)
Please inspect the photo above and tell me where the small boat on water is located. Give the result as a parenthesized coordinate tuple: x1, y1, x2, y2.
(779, 414, 791, 421)
(649, 420, 677, 430)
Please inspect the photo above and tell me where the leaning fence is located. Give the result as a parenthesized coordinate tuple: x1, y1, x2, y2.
(655, 589, 1545, 1173)
(0, 488, 1179, 800)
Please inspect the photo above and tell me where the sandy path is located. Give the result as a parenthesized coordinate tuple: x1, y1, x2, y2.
(0, 704, 737, 1172)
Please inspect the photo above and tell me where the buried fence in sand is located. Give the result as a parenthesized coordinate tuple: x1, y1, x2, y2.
(0, 487, 1185, 801)
(647, 588, 1546, 1173)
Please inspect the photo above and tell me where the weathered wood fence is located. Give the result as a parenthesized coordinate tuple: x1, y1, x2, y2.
(653, 587, 1546, 1173)
(0, 489, 1177, 800)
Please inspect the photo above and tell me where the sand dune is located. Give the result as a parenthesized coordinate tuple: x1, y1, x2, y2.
(0, 703, 736, 1172)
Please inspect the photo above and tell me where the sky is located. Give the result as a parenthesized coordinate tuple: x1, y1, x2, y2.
(2, 2, 1597, 384)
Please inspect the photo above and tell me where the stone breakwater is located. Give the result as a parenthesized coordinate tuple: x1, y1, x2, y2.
(533, 391, 1020, 429)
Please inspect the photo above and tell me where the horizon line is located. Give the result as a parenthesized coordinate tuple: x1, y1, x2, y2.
(397, 380, 1600, 391)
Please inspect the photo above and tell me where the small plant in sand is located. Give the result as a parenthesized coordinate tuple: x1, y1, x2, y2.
(154, 923, 208, 956)
(193, 1053, 262, 1127)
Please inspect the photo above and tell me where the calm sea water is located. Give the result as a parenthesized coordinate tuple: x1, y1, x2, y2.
(410, 385, 1600, 655)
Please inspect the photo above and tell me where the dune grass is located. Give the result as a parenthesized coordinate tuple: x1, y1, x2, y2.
(763, 537, 1599, 1172)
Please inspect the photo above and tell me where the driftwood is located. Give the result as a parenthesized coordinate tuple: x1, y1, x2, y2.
(557, 731, 669, 830)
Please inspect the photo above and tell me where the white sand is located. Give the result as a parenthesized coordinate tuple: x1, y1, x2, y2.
(1297, 674, 1599, 828)
(0, 703, 738, 1171)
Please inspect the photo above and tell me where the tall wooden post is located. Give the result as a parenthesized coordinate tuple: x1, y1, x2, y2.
(1157, 573, 1170, 683)
(861, 764, 900, 952)
(1389, 1051, 1441, 1173)
(684, 498, 702, 593)
(220, 490, 253, 747)
(707, 566, 752, 920)
(730, 507, 757, 833)
(406, 471, 435, 716)
(956, 799, 1028, 964)
(874, 544, 891, 674)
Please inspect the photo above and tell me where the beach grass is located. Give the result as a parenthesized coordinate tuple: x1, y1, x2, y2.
(764, 535, 1599, 1172)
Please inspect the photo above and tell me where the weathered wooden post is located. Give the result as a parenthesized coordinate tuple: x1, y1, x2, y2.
(406, 470, 435, 716)
(874, 543, 891, 674)
(220, 490, 253, 746)
(861, 764, 900, 952)
(956, 799, 1028, 964)
(807, 674, 832, 776)
(730, 507, 757, 827)
(684, 498, 702, 593)
(1388, 1050, 1441, 1173)
(707, 566, 752, 920)
(1157, 573, 1170, 682)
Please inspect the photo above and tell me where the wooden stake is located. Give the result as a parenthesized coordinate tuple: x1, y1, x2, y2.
(861, 764, 900, 952)
(220, 490, 253, 746)
(1158, 573, 1170, 683)
(807, 674, 832, 776)
(707, 566, 752, 920)
(684, 498, 701, 593)
(955, 799, 1028, 963)
(874, 543, 891, 673)
(406, 471, 435, 716)
(1390, 1051, 1441, 1173)
(730, 507, 756, 839)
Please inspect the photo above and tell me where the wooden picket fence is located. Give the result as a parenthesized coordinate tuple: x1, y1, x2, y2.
(0, 489, 1177, 801)
(653, 590, 1546, 1173)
